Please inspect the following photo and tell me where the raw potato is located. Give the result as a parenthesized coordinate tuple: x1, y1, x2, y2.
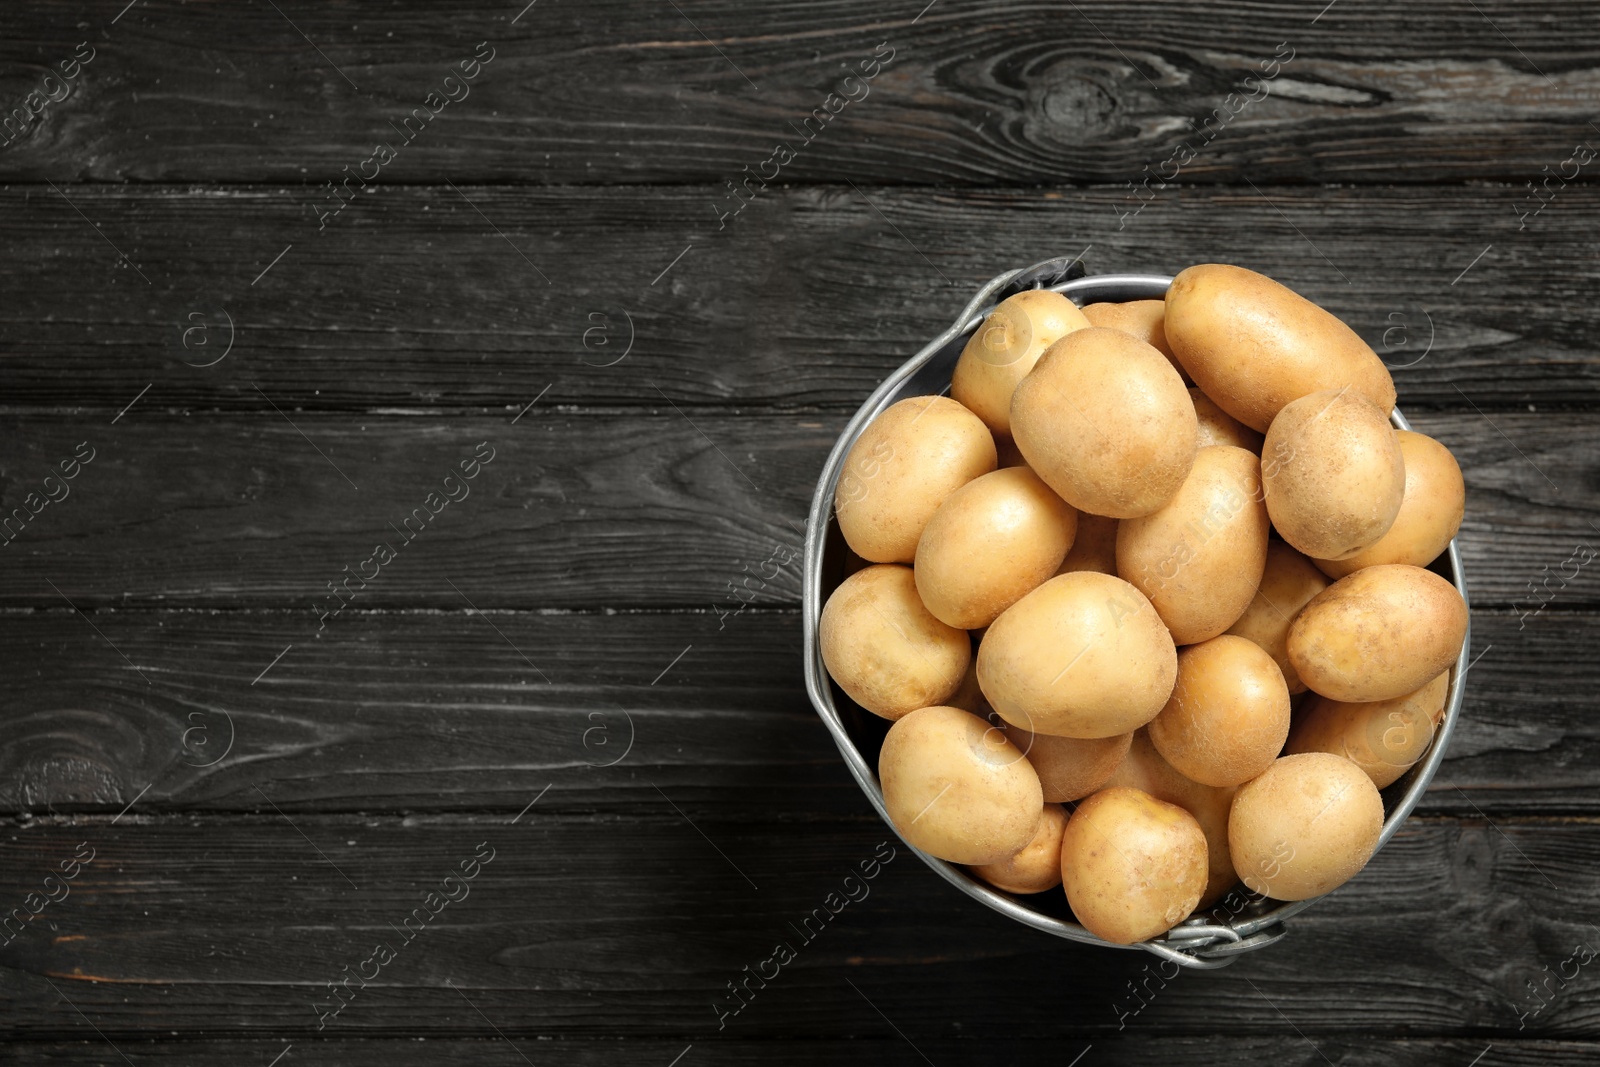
(946, 656, 992, 718)
(915, 466, 1079, 629)
(1229, 752, 1384, 900)
(835, 395, 997, 563)
(1060, 787, 1208, 943)
(1010, 327, 1198, 519)
(1116, 445, 1271, 644)
(952, 290, 1091, 435)
(1105, 731, 1238, 908)
(1315, 430, 1465, 579)
(970, 803, 1068, 894)
(1057, 512, 1119, 575)
(819, 565, 970, 720)
(1191, 388, 1264, 452)
(1288, 564, 1467, 702)
(1000, 723, 1131, 802)
(1288, 671, 1450, 789)
(978, 572, 1177, 739)
(1081, 299, 1189, 383)
(1148, 636, 1292, 788)
(1164, 263, 1397, 432)
(879, 705, 1044, 865)
(1225, 540, 1331, 694)
(1262, 389, 1405, 560)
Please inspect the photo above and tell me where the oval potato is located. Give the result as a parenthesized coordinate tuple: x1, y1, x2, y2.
(1288, 564, 1467, 703)
(1116, 445, 1271, 644)
(1011, 327, 1198, 519)
(879, 705, 1044, 865)
(1164, 263, 1397, 432)
(1057, 512, 1119, 576)
(1225, 540, 1331, 693)
(1287, 671, 1450, 788)
(1001, 723, 1131, 802)
(835, 395, 997, 563)
(916, 466, 1079, 629)
(1191, 388, 1264, 452)
(819, 564, 970, 720)
(1262, 389, 1405, 560)
(969, 803, 1068, 895)
(1081, 299, 1189, 383)
(1060, 786, 1208, 943)
(1315, 430, 1464, 579)
(1148, 635, 1292, 788)
(978, 572, 1177, 738)
(952, 290, 1091, 435)
(1229, 752, 1384, 901)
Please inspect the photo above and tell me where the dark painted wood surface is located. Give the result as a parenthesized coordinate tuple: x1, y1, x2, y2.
(3, 1, 1599, 1063)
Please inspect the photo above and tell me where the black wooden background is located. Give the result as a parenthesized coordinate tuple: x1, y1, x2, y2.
(1, 1, 1598, 1064)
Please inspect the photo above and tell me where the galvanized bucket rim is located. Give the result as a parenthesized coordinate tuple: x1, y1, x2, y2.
(800, 256, 1470, 969)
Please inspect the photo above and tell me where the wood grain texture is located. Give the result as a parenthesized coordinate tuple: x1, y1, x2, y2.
(0, 814, 1595, 1038)
(0, 2, 1597, 185)
(0, 608, 1586, 817)
(0, 411, 1593, 609)
(1, 183, 1597, 411)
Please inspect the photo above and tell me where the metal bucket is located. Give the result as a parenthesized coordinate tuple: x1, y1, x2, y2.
(800, 254, 1470, 969)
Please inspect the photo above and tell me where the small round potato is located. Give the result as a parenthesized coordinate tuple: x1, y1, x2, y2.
(1164, 263, 1397, 432)
(945, 656, 992, 718)
(1010, 328, 1198, 519)
(835, 395, 997, 563)
(1000, 723, 1131, 802)
(978, 572, 1177, 739)
(1229, 752, 1384, 901)
(879, 705, 1044, 865)
(1315, 430, 1464, 579)
(1224, 540, 1331, 693)
(1060, 786, 1208, 943)
(1056, 512, 1119, 576)
(1149, 636, 1292, 788)
(915, 466, 1079, 629)
(1288, 564, 1467, 702)
(1261, 389, 1406, 560)
(1287, 671, 1450, 788)
(819, 565, 970, 720)
(1105, 731, 1238, 907)
(1116, 445, 1271, 644)
(1081, 299, 1189, 383)
(952, 290, 1091, 435)
(969, 803, 1068, 895)
(1191, 388, 1264, 452)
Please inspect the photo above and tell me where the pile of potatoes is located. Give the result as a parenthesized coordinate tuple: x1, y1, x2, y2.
(820, 264, 1468, 945)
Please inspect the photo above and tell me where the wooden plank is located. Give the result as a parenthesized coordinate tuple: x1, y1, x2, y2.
(0, 411, 1593, 609)
(0, 3, 1597, 185)
(0, 608, 1589, 817)
(0, 184, 1597, 411)
(0, 814, 1595, 1038)
(8, 1037, 1597, 1067)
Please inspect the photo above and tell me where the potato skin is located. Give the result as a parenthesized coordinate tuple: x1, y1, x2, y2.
(879, 705, 1044, 865)
(1056, 512, 1119, 576)
(1261, 389, 1405, 561)
(835, 395, 997, 563)
(1060, 786, 1208, 943)
(1225, 540, 1331, 693)
(1315, 430, 1464, 579)
(915, 466, 1079, 629)
(1104, 730, 1238, 907)
(953, 290, 1091, 435)
(1287, 671, 1449, 789)
(1288, 564, 1467, 703)
(1000, 724, 1131, 802)
(1229, 752, 1384, 901)
(969, 803, 1068, 895)
(1116, 445, 1271, 644)
(819, 565, 970, 720)
(1011, 328, 1198, 519)
(1191, 388, 1264, 452)
(1164, 263, 1397, 432)
(1081, 299, 1189, 383)
(1148, 636, 1292, 788)
(978, 572, 1178, 739)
